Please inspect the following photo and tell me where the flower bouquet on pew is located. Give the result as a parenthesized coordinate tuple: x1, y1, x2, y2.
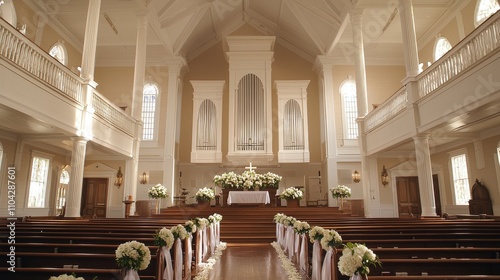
(338, 242, 381, 279)
(320, 229, 343, 251)
(49, 274, 87, 280)
(115, 240, 151, 280)
(154, 228, 174, 280)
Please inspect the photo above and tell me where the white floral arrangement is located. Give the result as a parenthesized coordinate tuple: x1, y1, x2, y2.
(279, 187, 303, 200)
(330, 185, 351, 198)
(282, 215, 296, 226)
(261, 172, 282, 188)
(309, 226, 325, 243)
(49, 274, 85, 280)
(153, 227, 174, 249)
(171, 224, 189, 240)
(273, 213, 287, 223)
(293, 220, 310, 235)
(148, 184, 168, 199)
(213, 213, 223, 222)
(213, 171, 241, 189)
(207, 214, 216, 224)
(184, 220, 197, 234)
(320, 229, 343, 250)
(115, 240, 151, 271)
(195, 187, 215, 202)
(241, 170, 262, 190)
(193, 217, 208, 230)
(338, 242, 381, 277)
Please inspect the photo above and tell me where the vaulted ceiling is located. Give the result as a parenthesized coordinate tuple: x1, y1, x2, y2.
(25, 0, 461, 66)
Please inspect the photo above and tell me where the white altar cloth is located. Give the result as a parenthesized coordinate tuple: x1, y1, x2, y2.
(227, 191, 270, 205)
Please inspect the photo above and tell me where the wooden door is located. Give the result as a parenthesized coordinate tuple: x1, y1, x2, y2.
(307, 176, 326, 204)
(81, 178, 108, 218)
(433, 174, 442, 216)
(396, 176, 421, 217)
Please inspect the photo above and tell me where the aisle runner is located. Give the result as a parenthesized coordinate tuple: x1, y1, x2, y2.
(271, 241, 302, 280)
(193, 242, 227, 280)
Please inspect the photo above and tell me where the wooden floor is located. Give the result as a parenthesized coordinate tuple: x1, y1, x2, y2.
(207, 243, 290, 280)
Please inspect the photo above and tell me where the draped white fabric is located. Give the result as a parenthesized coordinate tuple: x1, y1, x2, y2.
(123, 269, 140, 280)
(350, 274, 366, 280)
(294, 232, 300, 263)
(311, 240, 322, 280)
(276, 223, 280, 243)
(215, 222, 220, 246)
(321, 248, 334, 280)
(174, 238, 183, 280)
(202, 228, 208, 260)
(184, 236, 193, 280)
(195, 230, 203, 269)
(280, 224, 286, 247)
(209, 223, 216, 255)
(287, 226, 295, 260)
(299, 234, 308, 276)
(161, 247, 174, 280)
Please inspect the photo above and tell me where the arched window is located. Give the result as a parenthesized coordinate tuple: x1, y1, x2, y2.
(450, 149, 471, 205)
(283, 100, 304, 150)
(196, 99, 217, 150)
(340, 79, 358, 140)
(27, 151, 53, 208)
(236, 74, 265, 151)
(49, 42, 68, 65)
(142, 83, 159, 141)
(497, 141, 500, 166)
(475, 0, 500, 27)
(55, 169, 69, 214)
(434, 37, 452, 61)
(0, 0, 17, 27)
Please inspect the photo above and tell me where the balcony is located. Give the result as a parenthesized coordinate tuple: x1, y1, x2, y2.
(0, 18, 139, 157)
(363, 12, 500, 156)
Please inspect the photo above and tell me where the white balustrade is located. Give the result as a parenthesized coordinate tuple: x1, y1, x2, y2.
(364, 87, 408, 132)
(92, 90, 135, 136)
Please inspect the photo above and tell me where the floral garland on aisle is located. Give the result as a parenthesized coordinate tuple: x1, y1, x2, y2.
(193, 242, 227, 280)
(271, 241, 302, 280)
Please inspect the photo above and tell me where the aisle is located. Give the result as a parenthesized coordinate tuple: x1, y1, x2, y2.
(207, 243, 290, 280)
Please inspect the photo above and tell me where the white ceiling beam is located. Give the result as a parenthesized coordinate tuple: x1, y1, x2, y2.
(173, 4, 211, 53)
(147, 12, 174, 56)
(159, 0, 206, 29)
(285, 0, 326, 54)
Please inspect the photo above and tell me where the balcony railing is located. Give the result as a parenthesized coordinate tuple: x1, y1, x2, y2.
(364, 11, 499, 133)
(0, 18, 137, 138)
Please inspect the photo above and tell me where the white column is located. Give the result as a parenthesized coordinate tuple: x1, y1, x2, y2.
(163, 57, 187, 206)
(313, 56, 339, 205)
(398, 0, 420, 78)
(350, 9, 369, 117)
(413, 134, 437, 217)
(65, 137, 88, 218)
(79, 0, 101, 81)
(123, 14, 148, 216)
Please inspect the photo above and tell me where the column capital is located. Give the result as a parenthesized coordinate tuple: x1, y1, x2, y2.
(165, 56, 188, 71)
(350, 8, 364, 25)
(412, 133, 430, 142)
(313, 56, 335, 75)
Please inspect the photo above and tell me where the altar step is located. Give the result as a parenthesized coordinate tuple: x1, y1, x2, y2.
(159, 205, 350, 243)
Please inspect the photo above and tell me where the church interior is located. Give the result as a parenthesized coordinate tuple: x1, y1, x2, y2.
(1, 0, 500, 279)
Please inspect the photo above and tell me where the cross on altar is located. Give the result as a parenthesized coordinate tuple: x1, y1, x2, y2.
(245, 162, 257, 172)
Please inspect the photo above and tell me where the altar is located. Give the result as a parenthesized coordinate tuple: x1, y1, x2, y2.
(227, 191, 270, 205)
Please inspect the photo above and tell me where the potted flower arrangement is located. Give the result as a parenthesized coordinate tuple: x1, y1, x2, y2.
(115, 240, 151, 280)
(213, 171, 241, 190)
(261, 172, 282, 206)
(195, 187, 215, 207)
(330, 185, 351, 210)
(148, 184, 168, 214)
(280, 187, 303, 207)
(241, 170, 262, 190)
(338, 242, 381, 280)
(49, 274, 85, 280)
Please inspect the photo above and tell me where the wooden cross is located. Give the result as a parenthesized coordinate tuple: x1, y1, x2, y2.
(245, 162, 257, 172)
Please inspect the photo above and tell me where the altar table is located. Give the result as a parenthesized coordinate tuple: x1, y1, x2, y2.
(227, 191, 270, 205)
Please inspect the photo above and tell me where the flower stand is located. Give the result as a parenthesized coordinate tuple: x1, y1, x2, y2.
(286, 199, 300, 207)
(197, 199, 210, 208)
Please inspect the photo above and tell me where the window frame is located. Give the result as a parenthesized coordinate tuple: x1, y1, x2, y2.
(48, 42, 68, 66)
(433, 37, 452, 62)
(339, 78, 359, 141)
(26, 151, 53, 208)
(474, 0, 500, 27)
(449, 148, 471, 206)
(141, 82, 160, 144)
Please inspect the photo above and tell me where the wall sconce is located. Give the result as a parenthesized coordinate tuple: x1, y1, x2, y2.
(114, 166, 123, 188)
(352, 170, 361, 183)
(139, 172, 148, 184)
(381, 165, 389, 186)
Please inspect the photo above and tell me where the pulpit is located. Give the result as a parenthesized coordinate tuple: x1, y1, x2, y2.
(469, 179, 493, 215)
(135, 200, 156, 217)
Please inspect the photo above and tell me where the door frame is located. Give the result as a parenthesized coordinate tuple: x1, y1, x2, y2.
(82, 171, 114, 218)
(389, 161, 444, 217)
